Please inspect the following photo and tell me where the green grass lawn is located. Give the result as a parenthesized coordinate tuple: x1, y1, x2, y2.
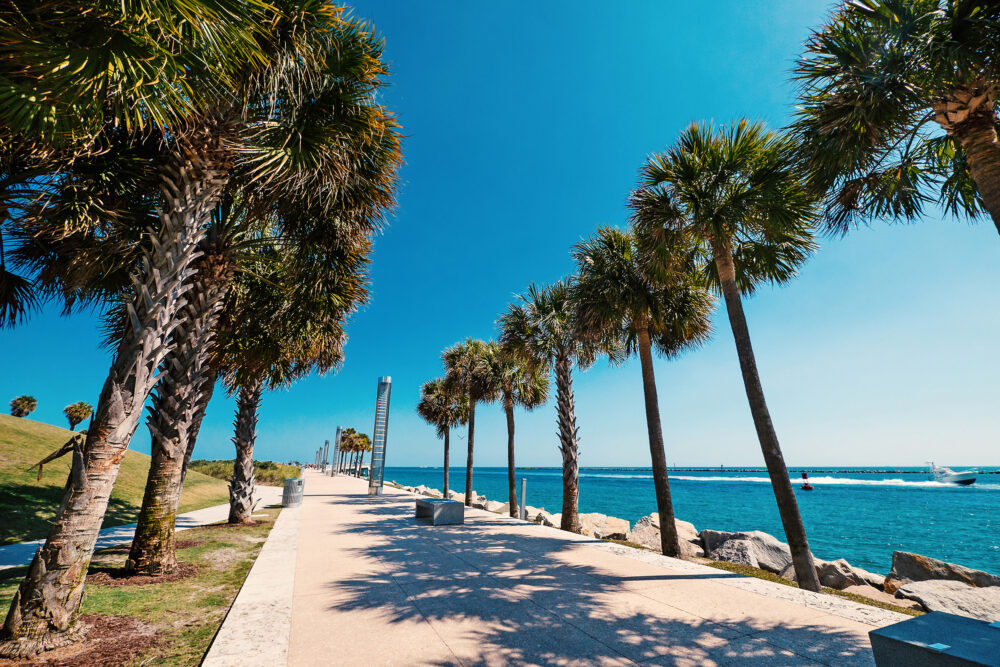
(0, 507, 280, 665)
(0, 414, 230, 546)
(189, 458, 301, 486)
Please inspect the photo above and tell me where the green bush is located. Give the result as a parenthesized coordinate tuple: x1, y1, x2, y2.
(188, 460, 301, 486)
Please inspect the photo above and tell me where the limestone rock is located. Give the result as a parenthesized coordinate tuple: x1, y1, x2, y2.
(484, 500, 505, 513)
(884, 551, 1000, 594)
(895, 580, 1000, 621)
(578, 513, 630, 540)
(426, 488, 442, 498)
(711, 539, 758, 567)
(541, 512, 560, 528)
(446, 490, 463, 501)
(700, 529, 737, 555)
(705, 531, 792, 575)
(630, 514, 704, 557)
(816, 558, 884, 591)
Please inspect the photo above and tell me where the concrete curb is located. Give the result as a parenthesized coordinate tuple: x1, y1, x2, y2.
(202, 503, 301, 667)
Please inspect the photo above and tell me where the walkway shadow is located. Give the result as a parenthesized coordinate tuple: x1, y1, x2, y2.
(320, 491, 876, 666)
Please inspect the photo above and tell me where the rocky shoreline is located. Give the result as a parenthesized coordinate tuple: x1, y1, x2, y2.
(391, 481, 1000, 621)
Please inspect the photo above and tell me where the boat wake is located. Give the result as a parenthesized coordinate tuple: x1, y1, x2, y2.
(668, 475, 1000, 489)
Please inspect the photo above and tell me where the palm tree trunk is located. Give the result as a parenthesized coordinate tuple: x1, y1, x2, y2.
(945, 104, 1000, 235)
(464, 398, 476, 507)
(356, 450, 364, 478)
(229, 378, 262, 524)
(505, 395, 517, 518)
(0, 143, 228, 656)
(554, 353, 581, 533)
(442, 430, 450, 497)
(127, 273, 228, 575)
(180, 374, 217, 488)
(713, 244, 821, 592)
(636, 326, 681, 557)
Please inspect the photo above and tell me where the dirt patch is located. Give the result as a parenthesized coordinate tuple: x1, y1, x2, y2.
(201, 547, 242, 569)
(215, 520, 262, 528)
(0, 615, 158, 666)
(87, 563, 198, 587)
(174, 539, 204, 550)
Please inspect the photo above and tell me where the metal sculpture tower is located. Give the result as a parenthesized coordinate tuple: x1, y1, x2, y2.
(330, 426, 342, 476)
(368, 376, 392, 495)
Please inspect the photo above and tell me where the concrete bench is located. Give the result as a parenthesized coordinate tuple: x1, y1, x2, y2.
(415, 498, 464, 525)
(870, 612, 1000, 666)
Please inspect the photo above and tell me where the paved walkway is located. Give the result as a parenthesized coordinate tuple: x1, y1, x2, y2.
(273, 472, 904, 666)
(0, 486, 283, 570)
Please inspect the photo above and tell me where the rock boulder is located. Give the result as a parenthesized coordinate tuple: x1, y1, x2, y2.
(895, 580, 1000, 621)
(704, 530, 793, 575)
(884, 551, 1000, 594)
(484, 500, 505, 513)
(578, 513, 630, 540)
(815, 559, 884, 591)
(630, 514, 704, 557)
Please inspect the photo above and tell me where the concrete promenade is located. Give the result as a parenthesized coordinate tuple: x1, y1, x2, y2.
(277, 471, 904, 666)
(0, 486, 282, 570)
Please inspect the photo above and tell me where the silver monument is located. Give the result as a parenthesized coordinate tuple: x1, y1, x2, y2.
(368, 376, 392, 495)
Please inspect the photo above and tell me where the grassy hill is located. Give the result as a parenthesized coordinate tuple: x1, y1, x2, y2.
(0, 413, 230, 546)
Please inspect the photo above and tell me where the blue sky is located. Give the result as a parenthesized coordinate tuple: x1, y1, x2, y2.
(3, 1, 999, 468)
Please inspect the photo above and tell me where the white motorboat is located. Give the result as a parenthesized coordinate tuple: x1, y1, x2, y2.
(928, 462, 977, 486)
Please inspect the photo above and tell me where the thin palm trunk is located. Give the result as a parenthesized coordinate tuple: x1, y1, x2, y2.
(229, 378, 262, 524)
(504, 395, 517, 517)
(636, 326, 681, 557)
(356, 450, 364, 478)
(442, 430, 450, 497)
(181, 375, 217, 488)
(0, 145, 228, 656)
(950, 108, 1000, 235)
(127, 273, 228, 575)
(554, 354, 581, 533)
(714, 244, 821, 592)
(464, 398, 476, 506)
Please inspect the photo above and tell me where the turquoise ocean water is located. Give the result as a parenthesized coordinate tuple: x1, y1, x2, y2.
(384, 466, 1000, 576)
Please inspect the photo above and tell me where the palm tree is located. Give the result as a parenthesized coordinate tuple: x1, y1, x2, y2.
(0, 3, 279, 652)
(791, 0, 1000, 235)
(484, 345, 549, 517)
(442, 339, 498, 506)
(572, 226, 713, 556)
(416, 379, 469, 497)
(62, 402, 93, 431)
(9, 395, 36, 418)
(498, 281, 612, 533)
(630, 120, 822, 591)
(215, 236, 367, 524)
(353, 433, 372, 479)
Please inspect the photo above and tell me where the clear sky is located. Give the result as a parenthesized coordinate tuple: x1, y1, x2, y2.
(2, 1, 998, 468)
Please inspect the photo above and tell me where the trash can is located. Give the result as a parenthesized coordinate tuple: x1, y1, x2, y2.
(282, 478, 304, 507)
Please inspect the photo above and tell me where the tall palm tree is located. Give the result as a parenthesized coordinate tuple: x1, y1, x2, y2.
(498, 281, 613, 533)
(62, 402, 93, 431)
(353, 433, 372, 479)
(216, 236, 368, 523)
(791, 0, 1000, 235)
(416, 378, 469, 497)
(484, 345, 549, 517)
(630, 120, 823, 591)
(8, 395, 36, 418)
(442, 339, 498, 506)
(6, 8, 399, 588)
(0, 3, 291, 652)
(572, 226, 713, 556)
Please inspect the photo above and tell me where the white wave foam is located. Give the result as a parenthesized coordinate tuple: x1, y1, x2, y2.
(667, 475, 1000, 490)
